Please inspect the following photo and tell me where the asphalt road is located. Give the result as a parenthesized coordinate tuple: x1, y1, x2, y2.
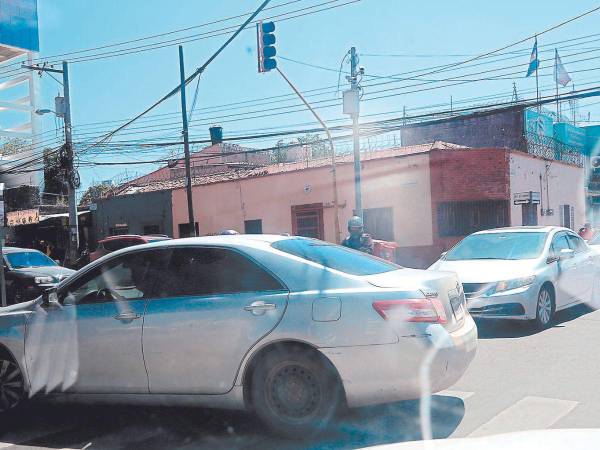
(2, 304, 600, 449)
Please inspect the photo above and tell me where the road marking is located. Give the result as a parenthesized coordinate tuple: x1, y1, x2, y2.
(437, 390, 475, 401)
(0, 427, 72, 449)
(0, 419, 82, 450)
(468, 396, 578, 437)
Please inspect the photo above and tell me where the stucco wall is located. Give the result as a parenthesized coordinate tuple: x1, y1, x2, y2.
(509, 152, 585, 230)
(171, 153, 434, 247)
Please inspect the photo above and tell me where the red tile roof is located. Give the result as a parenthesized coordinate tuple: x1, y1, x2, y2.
(113, 141, 465, 196)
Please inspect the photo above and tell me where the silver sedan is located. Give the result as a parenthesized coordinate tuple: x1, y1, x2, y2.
(429, 226, 600, 329)
(0, 235, 476, 437)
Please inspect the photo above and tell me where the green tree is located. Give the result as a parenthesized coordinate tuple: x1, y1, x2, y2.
(296, 133, 329, 159)
(78, 183, 113, 207)
(270, 139, 289, 163)
(0, 138, 30, 156)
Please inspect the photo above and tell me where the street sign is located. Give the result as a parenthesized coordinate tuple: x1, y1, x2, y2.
(514, 191, 541, 205)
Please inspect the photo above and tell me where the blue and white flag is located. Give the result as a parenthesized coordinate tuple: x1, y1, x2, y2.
(554, 49, 572, 87)
(526, 39, 539, 77)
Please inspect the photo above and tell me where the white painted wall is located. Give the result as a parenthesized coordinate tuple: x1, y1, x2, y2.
(509, 152, 585, 230)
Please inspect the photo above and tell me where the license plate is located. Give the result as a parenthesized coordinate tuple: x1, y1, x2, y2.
(450, 293, 465, 321)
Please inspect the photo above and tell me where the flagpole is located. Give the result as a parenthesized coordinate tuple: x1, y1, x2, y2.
(572, 84, 576, 125)
(535, 36, 540, 112)
(555, 49, 560, 122)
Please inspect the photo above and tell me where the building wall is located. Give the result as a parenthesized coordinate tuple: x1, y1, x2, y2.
(402, 108, 526, 150)
(92, 190, 173, 243)
(171, 153, 434, 250)
(509, 152, 585, 230)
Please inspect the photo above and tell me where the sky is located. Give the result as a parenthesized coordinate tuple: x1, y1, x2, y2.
(22, 0, 600, 192)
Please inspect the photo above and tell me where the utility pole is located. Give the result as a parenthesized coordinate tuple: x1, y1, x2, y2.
(62, 61, 79, 264)
(348, 47, 362, 217)
(178, 46, 196, 237)
(23, 61, 79, 266)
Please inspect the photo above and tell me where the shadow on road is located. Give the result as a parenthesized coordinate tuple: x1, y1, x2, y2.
(0, 395, 465, 449)
(475, 303, 595, 339)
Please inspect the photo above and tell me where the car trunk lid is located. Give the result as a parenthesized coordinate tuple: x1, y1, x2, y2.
(366, 269, 466, 332)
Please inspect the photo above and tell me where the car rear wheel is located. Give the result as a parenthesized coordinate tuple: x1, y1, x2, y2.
(534, 286, 555, 330)
(0, 357, 25, 413)
(251, 346, 342, 438)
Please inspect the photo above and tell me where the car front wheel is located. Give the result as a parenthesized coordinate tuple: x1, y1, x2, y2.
(250, 346, 342, 438)
(0, 357, 25, 413)
(534, 286, 555, 330)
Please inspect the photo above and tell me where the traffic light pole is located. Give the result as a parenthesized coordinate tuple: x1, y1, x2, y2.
(350, 47, 362, 218)
(276, 67, 341, 243)
(178, 45, 196, 237)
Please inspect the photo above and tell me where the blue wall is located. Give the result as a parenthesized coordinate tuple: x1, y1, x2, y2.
(0, 0, 39, 52)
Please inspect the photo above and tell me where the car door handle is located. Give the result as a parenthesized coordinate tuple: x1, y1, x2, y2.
(114, 312, 141, 322)
(244, 301, 276, 315)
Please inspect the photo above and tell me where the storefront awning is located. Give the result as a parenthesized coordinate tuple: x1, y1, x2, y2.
(38, 210, 89, 222)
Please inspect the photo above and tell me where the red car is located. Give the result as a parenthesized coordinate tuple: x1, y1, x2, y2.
(90, 235, 171, 262)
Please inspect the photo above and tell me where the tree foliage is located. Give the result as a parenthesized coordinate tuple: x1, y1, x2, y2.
(78, 183, 113, 207)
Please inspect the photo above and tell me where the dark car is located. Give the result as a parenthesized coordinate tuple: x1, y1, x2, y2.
(89, 234, 171, 262)
(3, 247, 75, 305)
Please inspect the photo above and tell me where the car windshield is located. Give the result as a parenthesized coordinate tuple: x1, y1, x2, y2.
(272, 238, 400, 275)
(445, 232, 547, 260)
(5, 251, 57, 269)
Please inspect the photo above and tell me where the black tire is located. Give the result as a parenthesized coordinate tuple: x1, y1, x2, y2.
(533, 285, 555, 330)
(250, 346, 342, 439)
(0, 356, 25, 413)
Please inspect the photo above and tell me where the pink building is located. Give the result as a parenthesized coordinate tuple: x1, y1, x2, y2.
(161, 142, 584, 267)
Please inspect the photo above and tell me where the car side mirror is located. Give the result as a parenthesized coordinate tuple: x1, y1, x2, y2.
(546, 255, 560, 264)
(559, 248, 575, 260)
(42, 287, 60, 307)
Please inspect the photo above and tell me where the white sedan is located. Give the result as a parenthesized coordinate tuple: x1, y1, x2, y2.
(429, 226, 600, 329)
(0, 235, 476, 438)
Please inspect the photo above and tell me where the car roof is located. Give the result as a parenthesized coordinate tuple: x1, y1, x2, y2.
(2, 246, 42, 254)
(84, 234, 298, 266)
(100, 235, 145, 241)
(472, 226, 569, 235)
(100, 234, 171, 242)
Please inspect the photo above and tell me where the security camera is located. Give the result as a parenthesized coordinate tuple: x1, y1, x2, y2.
(358, 66, 365, 74)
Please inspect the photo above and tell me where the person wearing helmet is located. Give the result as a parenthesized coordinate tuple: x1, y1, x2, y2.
(219, 229, 239, 235)
(341, 215, 373, 254)
(578, 223, 594, 241)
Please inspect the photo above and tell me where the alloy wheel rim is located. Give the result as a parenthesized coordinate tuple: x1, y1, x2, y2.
(538, 290, 552, 325)
(266, 363, 321, 421)
(0, 359, 24, 412)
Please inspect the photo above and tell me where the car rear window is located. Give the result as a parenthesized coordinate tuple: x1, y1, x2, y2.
(272, 238, 400, 276)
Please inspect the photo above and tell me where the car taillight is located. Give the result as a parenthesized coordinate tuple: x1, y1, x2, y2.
(372, 299, 447, 324)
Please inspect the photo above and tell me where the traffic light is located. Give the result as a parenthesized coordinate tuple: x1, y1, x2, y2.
(257, 21, 277, 72)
